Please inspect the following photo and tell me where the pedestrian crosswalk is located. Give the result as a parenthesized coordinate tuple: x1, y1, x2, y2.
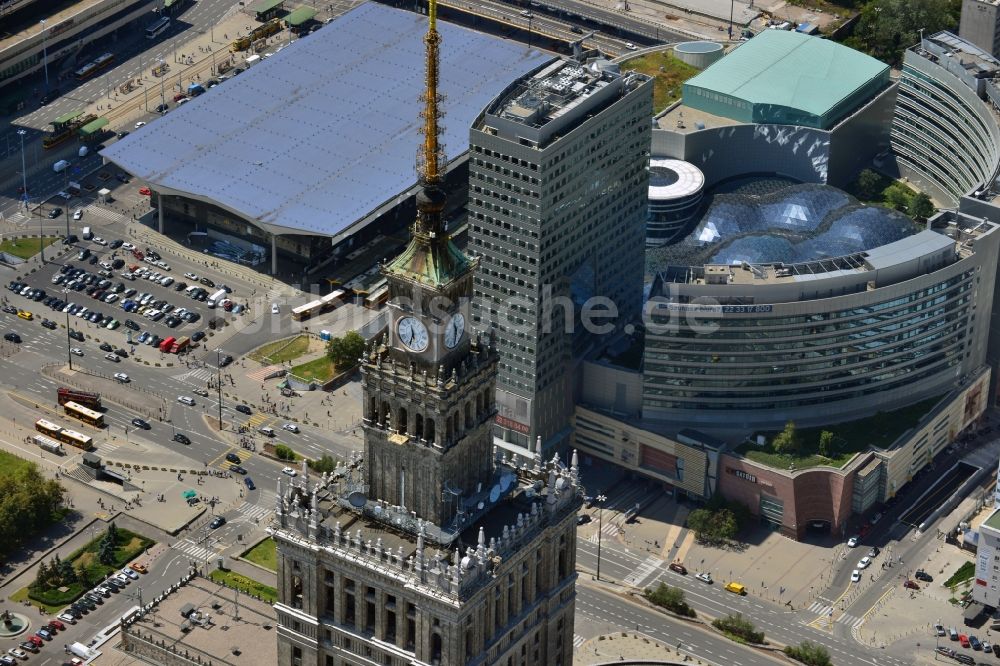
(236, 501, 271, 523)
(173, 538, 216, 563)
(806, 601, 865, 627)
(572, 634, 586, 648)
(82, 205, 129, 223)
(623, 556, 663, 588)
(6, 211, 28, 227)
(247, 412, 271, 428)
(174, 367, 215, 383)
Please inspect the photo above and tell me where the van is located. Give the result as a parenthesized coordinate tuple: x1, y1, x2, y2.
(53, 160, 70, 173)
(950, 627, 960, 641)
(258, 426, 275, 437)
(724, 582, 746, 595)
(78, 146, 89, 157)
(81, 226, 92, 240)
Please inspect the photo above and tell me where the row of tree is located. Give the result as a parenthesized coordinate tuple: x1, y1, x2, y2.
(841, 0, 961, 66)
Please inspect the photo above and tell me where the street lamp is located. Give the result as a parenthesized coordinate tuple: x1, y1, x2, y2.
(39, 20, 49, 91)
(216, 348, 224, 430)
(158, 60, 166, 109)
(595, 494, 607, 581)
(62, 288, 72, 369)
(17, 129, 28, 211)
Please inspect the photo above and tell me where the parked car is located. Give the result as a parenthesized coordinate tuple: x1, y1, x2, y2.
(903, 579, 920, 590)
(847, 536, 860, 548)
(915, 569, 933, 582)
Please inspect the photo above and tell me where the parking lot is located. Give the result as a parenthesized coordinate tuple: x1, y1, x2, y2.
(3, 233, 249, 355)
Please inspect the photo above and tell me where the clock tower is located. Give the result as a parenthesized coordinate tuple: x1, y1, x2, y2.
(360, 0, 497, 528)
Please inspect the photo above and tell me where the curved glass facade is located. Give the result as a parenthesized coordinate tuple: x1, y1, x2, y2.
(891, 40, 1000, 206)
(643, 269, 976, 419)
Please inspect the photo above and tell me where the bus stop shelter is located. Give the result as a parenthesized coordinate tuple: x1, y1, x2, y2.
(247, 0, 284, 22)
(285, 6, 316, 31)
(79, 117, 109, 141)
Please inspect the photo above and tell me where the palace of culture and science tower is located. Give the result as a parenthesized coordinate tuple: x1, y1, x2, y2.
(270, 2, 584, 663)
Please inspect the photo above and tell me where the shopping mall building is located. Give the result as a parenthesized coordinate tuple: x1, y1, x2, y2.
(571, 31, 1000, 540)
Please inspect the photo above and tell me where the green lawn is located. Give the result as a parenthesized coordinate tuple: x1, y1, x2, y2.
(0, 448, 34, 480)
(738, 395, 945, 470)
(242, 537, 277, 572)
(620, 51, 700, 113)
(944, 561, 976, 588)
(209, 568, 277, 603)
(249, 335, 310, 364)
(0, 236, 59, 259)
(9, 585, 67, 614)
(290, 356, 335, 383)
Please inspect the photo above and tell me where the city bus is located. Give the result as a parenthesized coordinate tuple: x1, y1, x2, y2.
(319, 288, 346, 311)
(57, 387, 101, 409)
(63, 400, 105, 427)
(34, 419, 94, 450)
(145, 16, 170, 39)
(291, 299, 323, 321)
(75, 53, 115, 81)
(58, 428, 94, 451)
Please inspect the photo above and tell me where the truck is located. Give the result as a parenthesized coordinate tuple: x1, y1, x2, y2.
(33, 434, 65, 455)
(57, 387, 101, 409)
(53, 159, 70, 173)
(206, 288, 227, 308)
(168, 336, 190, 354)
(158, 336, 176, 353)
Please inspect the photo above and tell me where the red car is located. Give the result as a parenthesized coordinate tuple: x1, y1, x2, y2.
(668, 562, 688, 575)
(48, 618, 66, 631)
(903, 579, 920, 590)
(27, 635, 43, 647)
(138, 187, 151, 196)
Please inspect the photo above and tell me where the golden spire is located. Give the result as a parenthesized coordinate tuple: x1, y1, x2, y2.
(419, 0, 443, 188)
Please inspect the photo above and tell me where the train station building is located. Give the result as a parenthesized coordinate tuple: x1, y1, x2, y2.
(99, 3, 550, 281)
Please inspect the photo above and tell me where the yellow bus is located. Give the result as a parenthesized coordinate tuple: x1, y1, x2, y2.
(63, 400, 105, 427)
(35, 418, 63, 439)
(59, 427, 95, 451)
(34, 419, 94, 450)
(291, 299, 323, 321)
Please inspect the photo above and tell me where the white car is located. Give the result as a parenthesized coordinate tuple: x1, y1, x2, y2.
(93, 237, 107, 246)
(156, 261, 170, 271)
(184, 272, 199, 280)
(70, 347, 84, 356)
(122, 242, 135, 250)
(134, 121, 146, 129)
(8, 647, 28, 660)
(73, 209, 83, 220)
(282, 423, 299, 433)
(57, 612, 78, 624)
(105, 353, 120, 362)
(856, 556, 872, 570)
(160, 277, 174, 287)
(847, 536, 860, 548)
(695, 572, 713, 584)
(113, 372, 130, 382)
(113, 572, 130, 585)
(282, 466, 297, 477)
(850, 569, 861, 583)
(271, 303, 280, 314)
(122, 567, 140, 579)
(625, 42, 638, 50)
(100, 261, 113, 270)
(103, 293, 118, 303)
(177, 395, 195, 405)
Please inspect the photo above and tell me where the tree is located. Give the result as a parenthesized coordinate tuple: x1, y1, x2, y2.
(712, 613, 765, 644)
(98, 535, 116, 565)
(688, 507, 739, 545)
(644, 583, 696, 617)
(772, 421, 800, 455)
(856, 168, 882, 200)
(910, 191, 935, 220)
(0, 456, 66, 561)
(327, 330, 366, 371)
(307, 454, 338, 474)
(884, 184, 912, 211)
(818, 430, 834, 458)
(106, 522, 120, 547)
(785, 640, 832, 666)
(275, 444, 296, 461)
(844, 0, 960, 66)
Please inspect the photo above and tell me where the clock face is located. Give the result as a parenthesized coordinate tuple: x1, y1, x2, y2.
(444, 313, 465, 349)
(397, 316, 429, 352)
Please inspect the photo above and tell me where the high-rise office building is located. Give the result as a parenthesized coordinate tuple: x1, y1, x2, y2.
(272, 4, 583, 664)
(468, 56, 652, 454)
(960, 0, 1000, 59)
